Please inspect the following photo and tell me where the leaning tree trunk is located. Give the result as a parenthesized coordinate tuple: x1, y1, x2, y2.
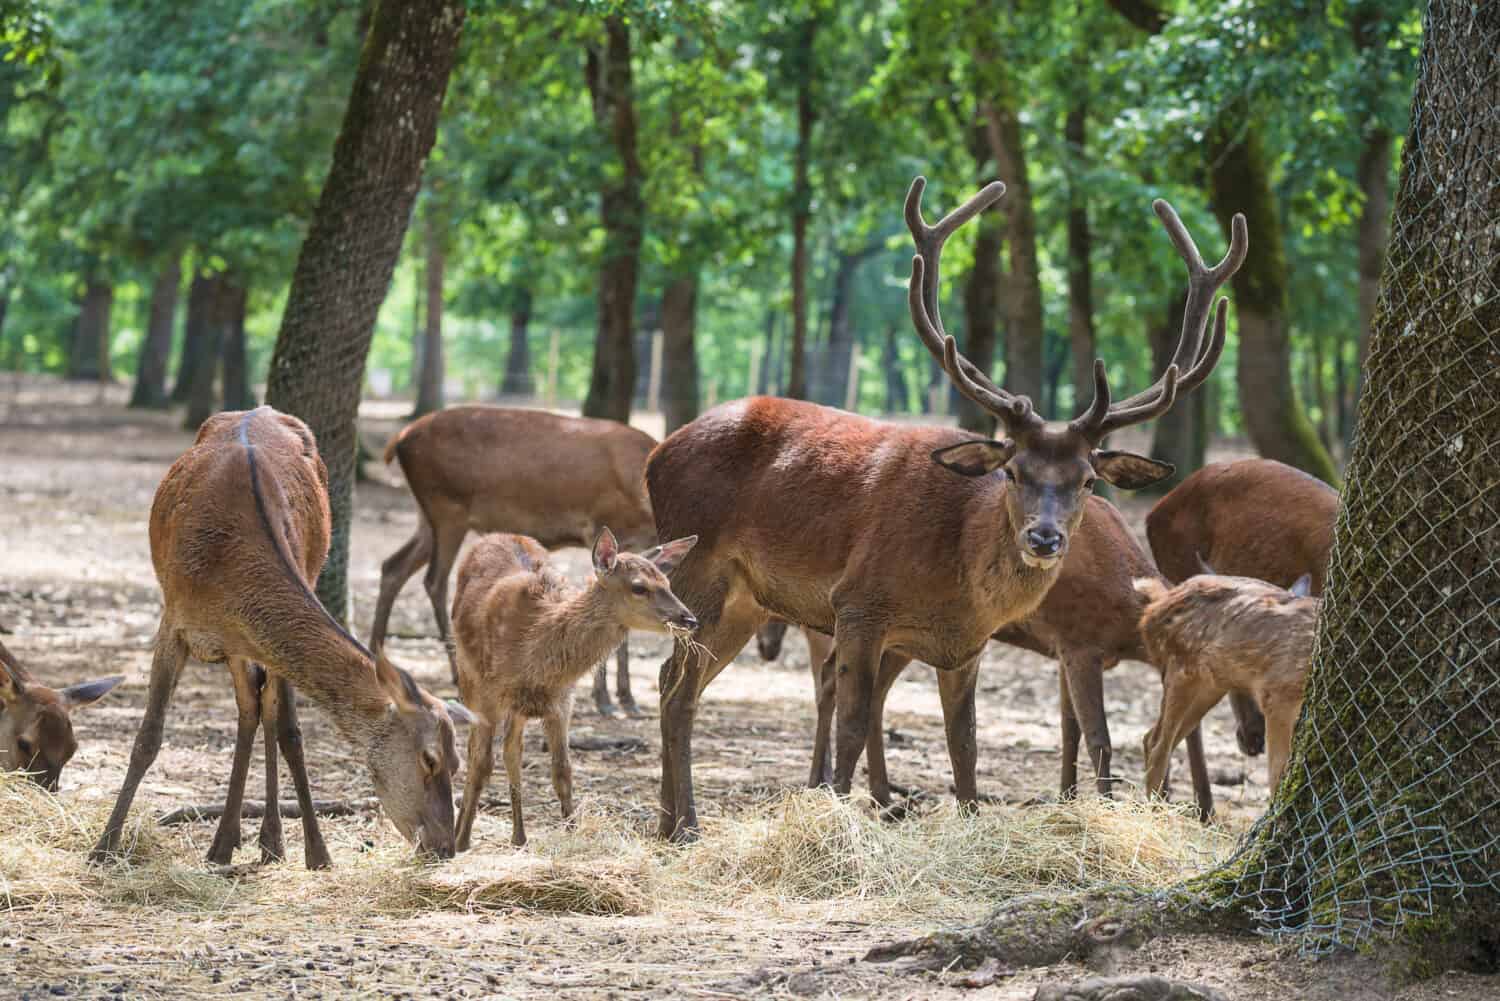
(784, 16, 818, 401)
(660, 273, 699, 434)
(1206, 115, 1340, 485)
(68, 279, 113, 382)
(263, 0, 465, 622)
(219, 280, 253, 411)
(500, 285, 533, 397)
(129, 257, 181, 409)
(581, 15, 642, 423)
(411, 202, 445, 417)
(959, 129, 1002, 436)
(172, 271, 217, 403)
(982, 94, 1044, 408)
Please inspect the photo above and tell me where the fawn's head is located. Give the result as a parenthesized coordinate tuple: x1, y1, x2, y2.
(907, 176, 1246, 568)
(0, 650, 122, 792)
(365, 650, 475, 859)
(590, 527, 700, 634)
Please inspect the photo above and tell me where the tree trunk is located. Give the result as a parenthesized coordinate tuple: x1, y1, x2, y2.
(1065, 100, 1097, 415)
(129, 258, 181, 409)
(500, 285, 533, 397)
(412, 203, 445, 417)
(660, 274, 699, 434)
(819, 245, 878, 408)
(982, 96, 1044, 408)
(1206, 116, 1339, 485)
(760, 310, 778, 395)
(1348, 126, 1393, 440)
(785, 16, 818, 401)
(581, 15, 642, 423)
(959, 182, 1002, 434)
(68, 279, 113, 382)
(173, 271, 217, 403)
(882, 324, 908, 414)
(263, 0, 465, 622)
(1146, 289, 1204, 492)
(184, 273, 227, 431)
(219, 280, 253, 411)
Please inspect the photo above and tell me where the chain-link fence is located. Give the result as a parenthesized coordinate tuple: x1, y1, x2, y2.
(1215, 0, 1500, 953)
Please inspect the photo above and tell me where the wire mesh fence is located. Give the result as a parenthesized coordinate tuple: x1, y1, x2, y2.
(1215, 0, 1500, 953)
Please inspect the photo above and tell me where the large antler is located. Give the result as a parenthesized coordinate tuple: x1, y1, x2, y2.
(1070, 201, 1248, 442)
(905, 176, 1043, 435)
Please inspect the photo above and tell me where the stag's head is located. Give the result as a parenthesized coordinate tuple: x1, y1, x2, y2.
(0, 645, 122, 792)
(365, 651, 474, 859)
(590, 527, 700, 634)
(906, 176, 1247, 568)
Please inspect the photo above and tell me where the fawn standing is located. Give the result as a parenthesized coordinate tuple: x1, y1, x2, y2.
(451, 528, 698, 849)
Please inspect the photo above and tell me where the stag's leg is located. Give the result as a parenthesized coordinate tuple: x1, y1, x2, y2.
(1228, 690, 1266, 757)
(1144, 681, 1226, 801)
(864, 654, 912, 807)
(657, 577, 760, 841)
(936, 658, 982, 812)
(92, 629, 187, 863)
(807, 632, 836, 789)
(1058, 668, 1083, 801)
(829, 624, 884, 797)
(257, 675, 285, 864)
(543, 704, 575, 824)
(1060, 651, 1113, 797)
(501, 711, 527, 847)
(456, 714, 497, 853)
(269, 676, 331, 869)
(369, 520, 433, 652)
(423, 518, 468, 685)
(1184, 725, 1214, 823)
(207, 659, 266, 865)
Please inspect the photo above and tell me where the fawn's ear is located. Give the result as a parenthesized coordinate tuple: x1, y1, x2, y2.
(931, 439, 1015, 477)
(1289, 574, 1314, 598)
(375, 650, 423, 712)
(444, 700, 478, 727)
(61, 675, 125, 712)
(592, 526, 620, 575)
(1091, 449, 1175, 490)
(643, 535, 698, 576)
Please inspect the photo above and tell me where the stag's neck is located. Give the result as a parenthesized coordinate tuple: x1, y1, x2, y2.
(968, 483, 1061, 631)
(255, 607, 389, 747)
(524, 583, 629, 690)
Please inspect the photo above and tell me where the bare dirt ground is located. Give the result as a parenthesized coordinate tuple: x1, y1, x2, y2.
(1, 375, 1494, 1001)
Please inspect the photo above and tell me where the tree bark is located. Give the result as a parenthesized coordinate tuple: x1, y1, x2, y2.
(818, 244, 880, 408)
(660, 273, 699, 434)
(1349, 126, 1393, 440)
(172, 271, 216, 403)
(882, 323, 908, 414)
(412, 202, 445, 417)
(129, 257, 181, 409)
(982, 96, 1044, 408)
(500, 285, 533, 397)
(68, 279, 113, 382)
(581, 15, 642, 423)
(184, 272, 227, 431)
(959, 183, 1002, 434)
(219, 280, 253, 411)
(263, 0, 465, 622)
(785, 16, 818, 401)
(1065, 100, 1097, 416)
(1205, 116, 1340, 485)
(1146, 290, 1204, 492)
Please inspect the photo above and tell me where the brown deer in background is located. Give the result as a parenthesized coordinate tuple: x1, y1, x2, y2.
(0, 637, 122, 791)
(644, 176, 1247, 839)
(450, 529, 697, 849)
(1136, 572, 1319, 797)
(92, 408, 473, 868)
(371, 406, 658, 716)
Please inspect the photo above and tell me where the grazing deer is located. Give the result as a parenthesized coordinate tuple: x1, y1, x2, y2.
(91, 408, 473, 868)
(0, 638, 122, 791)
(1136, 572, 1319, 797)
(371, 406, 658, 716)
(450, 528, 698, 849)
(644, 176, 1247, 839)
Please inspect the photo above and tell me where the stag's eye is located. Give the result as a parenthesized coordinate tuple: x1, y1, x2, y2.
(630, 582, 649, 596)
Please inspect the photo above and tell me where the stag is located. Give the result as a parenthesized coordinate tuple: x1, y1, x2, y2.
(644, 177, 1246, 838)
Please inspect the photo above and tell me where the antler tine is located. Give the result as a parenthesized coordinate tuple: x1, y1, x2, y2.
(907, 256, 1025, 420)
(1093, 298, 1229, 438)
(1068, 359, 1111, 435)
(904, 176, 1006, 339)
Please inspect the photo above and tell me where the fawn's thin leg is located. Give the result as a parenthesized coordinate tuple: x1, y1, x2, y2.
(542, 703, 575, 822)
(270, 676, 331, 869)
(92, 629, 187, 863)
(457, 716, 497, 852)
(257, 675, 285, 863)
(501, 711, 527, 847)
(207, 659, 265, 865)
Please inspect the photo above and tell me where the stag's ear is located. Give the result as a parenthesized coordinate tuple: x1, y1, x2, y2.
(61, 675, 125, 712)
(1289, 574, 1314, 599)
(931, 440, 1015, 478)
(643, 535, 698, 576)
(592, 526, 620, 575)
(375, 650, 424, 712)
(1091, 449, 1174, 490)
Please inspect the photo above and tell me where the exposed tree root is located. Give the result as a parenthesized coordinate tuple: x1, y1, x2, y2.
(158, 798, 378, 825)
(1033, 974, 1229, 1000)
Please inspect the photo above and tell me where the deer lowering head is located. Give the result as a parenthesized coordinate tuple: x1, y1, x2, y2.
(905, 176, 1248, 568)
(0, 640, 122, 792)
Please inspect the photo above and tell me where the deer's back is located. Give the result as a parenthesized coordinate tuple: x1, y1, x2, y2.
(390, 407, 657, 548)
(1147, 459, 1338, 592)
(452, 534, 564, 688)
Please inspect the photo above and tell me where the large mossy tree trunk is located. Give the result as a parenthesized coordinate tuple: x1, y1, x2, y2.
(68, 278, 113, 382)
(581, 14, 642, 423)
(263, 0, 465, 622)
(784, 15, 817, 402)
(660, 273, 699, 434)
(500, 285, 533, 397)
(129, 257, 180, 409)
(411, 201, 446, 418)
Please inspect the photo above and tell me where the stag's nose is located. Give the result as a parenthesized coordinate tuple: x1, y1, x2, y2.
(1025, 527, 1062, 558)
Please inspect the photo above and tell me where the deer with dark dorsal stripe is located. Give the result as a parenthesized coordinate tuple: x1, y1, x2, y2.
(644, 177, 1247, 839)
